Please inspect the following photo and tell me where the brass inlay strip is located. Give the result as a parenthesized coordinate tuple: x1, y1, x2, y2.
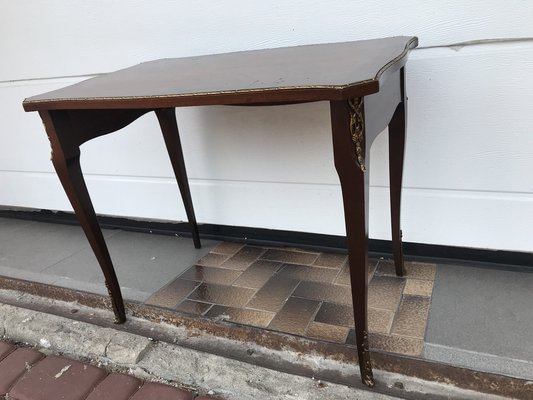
(23, 82, 374, 105)
(374, 36, 418, 80)
(23, 38, 417, 107)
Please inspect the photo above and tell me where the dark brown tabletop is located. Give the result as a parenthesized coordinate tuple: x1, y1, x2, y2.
(23, 36, 417, 111)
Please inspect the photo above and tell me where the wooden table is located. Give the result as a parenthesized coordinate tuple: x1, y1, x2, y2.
(23, 36, 418, 387)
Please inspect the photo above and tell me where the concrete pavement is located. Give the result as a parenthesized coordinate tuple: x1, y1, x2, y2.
(0, 287, 513, 400)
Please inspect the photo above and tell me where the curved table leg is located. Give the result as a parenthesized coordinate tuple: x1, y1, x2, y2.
(388, 68, 407, 277)
(155, 109, 201, 249)
(330, 99, 374, 387)
(40, 111, 126, 324)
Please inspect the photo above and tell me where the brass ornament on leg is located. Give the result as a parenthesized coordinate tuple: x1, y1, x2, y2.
(348, 97, 366, 172)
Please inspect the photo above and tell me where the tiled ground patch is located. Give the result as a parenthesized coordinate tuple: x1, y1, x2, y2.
(146, 243, 436, 356)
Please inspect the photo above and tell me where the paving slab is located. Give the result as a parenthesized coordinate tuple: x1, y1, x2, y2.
(426, 263, 533, 377)
(0, 220, 117, 272)
(85, 373, 142, 400)
(43, 230, 218, 293)
(0, 217, 35, 243)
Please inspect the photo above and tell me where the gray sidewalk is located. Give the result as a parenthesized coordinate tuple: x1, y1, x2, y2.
(0, 216, 532, 398)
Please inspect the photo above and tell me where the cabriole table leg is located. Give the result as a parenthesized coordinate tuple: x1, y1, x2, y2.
(388, 67, 407, 277)
(330, 99, 374, 387)
(155, 108, 201, 249)
(39, 111, 126, 324)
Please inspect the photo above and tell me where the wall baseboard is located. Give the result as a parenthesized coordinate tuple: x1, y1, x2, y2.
(1, 208, 531, 269)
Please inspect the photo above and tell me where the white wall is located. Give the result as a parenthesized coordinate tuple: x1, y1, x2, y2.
(1, 1, 532, 252)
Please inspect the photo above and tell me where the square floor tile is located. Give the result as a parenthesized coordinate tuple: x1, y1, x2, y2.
(307, 322, 349, 343)
(261, 249, 319, 265)
(246, 274, 299, 312)
(368, 308, 395, 334)
(220, 246, 265, 270)
(175, 300, 213, 316)
(313, 253, 347, 269)
(196, 253, 230, 267)
(334, 260, 377, 285)
(146, 279, 201, 309)
(179, 265, 242, 285)
(268, 297, 320, 336)
(277, 264, 338, 283)
(292, 281, 352, 305)
(403, 279, 434, 297)
(187, 283, 256, 308)
(205, 305, 274, 328)
(391, 295, 430, 338)
(314, 302, 354, 327)
(232, 260, 282, 289)
(368, 275, 405, 311)
(377, 260, 436, 281)
(211, 242, 244, 255)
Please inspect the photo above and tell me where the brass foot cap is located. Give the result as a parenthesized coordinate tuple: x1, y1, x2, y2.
(114, 315, 127, 324)
(363, 375, 375, 388)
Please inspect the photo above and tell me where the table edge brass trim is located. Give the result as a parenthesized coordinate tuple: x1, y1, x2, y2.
(23, 37, 418, 108)
(374, 36, 418, 81)
(22, 82, 374, 106)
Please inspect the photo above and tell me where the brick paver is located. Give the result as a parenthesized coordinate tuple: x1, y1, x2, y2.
(129, 382, 194, 400)
(0, 348, 45, 396)
(0, 341, 221, 400)
(0, 342, 15, 361)
(9, 356, 107, 400)
(85, 373, 142, 400)
(196, 397, 224, 400)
